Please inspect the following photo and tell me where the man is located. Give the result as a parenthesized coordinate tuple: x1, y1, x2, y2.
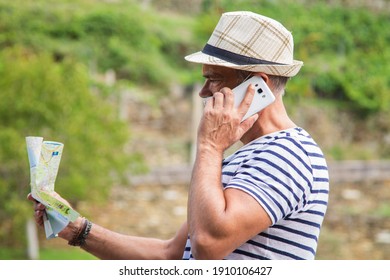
(30, 11, 329, 260)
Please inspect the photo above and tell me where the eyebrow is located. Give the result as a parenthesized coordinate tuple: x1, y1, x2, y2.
(202, 72, 223, 79)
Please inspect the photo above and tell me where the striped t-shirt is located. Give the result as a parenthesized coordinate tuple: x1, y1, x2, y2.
(182, 127, 329, 260)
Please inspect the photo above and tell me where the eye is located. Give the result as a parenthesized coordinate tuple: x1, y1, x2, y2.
(208, 78, 223, 84)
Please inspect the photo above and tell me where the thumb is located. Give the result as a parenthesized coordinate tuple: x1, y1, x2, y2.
(239, 114, 259, 134)
(51, 191, 72, 208)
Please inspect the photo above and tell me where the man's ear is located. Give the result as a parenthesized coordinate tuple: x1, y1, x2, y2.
(256, 73, 276, 94)
(258, 73, 270, 84)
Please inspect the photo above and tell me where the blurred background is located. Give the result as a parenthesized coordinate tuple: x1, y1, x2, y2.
(1, 0, 390, 260)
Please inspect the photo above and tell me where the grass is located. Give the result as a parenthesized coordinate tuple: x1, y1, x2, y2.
(0, 247, 98, 260)
(372, 203, 390, 218)
(39, 247, 98, 260)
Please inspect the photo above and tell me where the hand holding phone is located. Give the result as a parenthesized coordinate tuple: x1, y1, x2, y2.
(233, 76, 275, 121)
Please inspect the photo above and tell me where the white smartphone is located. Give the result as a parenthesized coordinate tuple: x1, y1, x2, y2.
(233, 76, 275, 121)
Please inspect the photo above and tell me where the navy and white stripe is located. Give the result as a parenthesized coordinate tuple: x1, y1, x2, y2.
(182, 127, 329, 260)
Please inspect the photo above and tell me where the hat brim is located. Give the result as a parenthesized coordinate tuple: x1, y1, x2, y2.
(185, 51, 303, 77)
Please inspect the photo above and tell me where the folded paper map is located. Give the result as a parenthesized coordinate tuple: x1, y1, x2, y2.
(26, 136, 80, 239)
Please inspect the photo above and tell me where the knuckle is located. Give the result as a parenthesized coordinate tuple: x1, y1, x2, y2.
(203, 108, 215, 118)
(243, 98, 252, 107)
(213, 91, 223, 98)
(221, 87, 233, 96)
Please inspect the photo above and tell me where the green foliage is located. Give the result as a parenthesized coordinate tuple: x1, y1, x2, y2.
(1, 0, 389, 112)
(0, 0, 196, 89)
(0, 47, 143, 247)
(198, 0, 390, 114)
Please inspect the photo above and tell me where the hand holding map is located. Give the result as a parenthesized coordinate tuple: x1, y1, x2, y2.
(26, 136, 80, 239)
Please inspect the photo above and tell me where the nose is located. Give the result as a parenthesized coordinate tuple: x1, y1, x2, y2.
(198, 83, 213, 98)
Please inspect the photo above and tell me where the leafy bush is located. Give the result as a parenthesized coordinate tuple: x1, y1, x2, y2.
(0, 47, 144, 247)
(0, 0, 196, 89)
(198, 0, 390, 114)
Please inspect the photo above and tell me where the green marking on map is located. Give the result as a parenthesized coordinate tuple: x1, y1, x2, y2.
(35, 191, 79, 222)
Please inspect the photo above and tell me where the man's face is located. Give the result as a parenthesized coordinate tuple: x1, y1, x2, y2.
(199, 65, 242, 98)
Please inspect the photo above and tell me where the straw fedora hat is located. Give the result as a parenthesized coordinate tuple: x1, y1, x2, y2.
(185, 11, 303, 77)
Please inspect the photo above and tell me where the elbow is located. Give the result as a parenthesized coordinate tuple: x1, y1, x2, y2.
(190, 233, 224, 260)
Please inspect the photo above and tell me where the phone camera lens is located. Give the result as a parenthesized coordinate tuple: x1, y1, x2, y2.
(257, 88, 263, 94)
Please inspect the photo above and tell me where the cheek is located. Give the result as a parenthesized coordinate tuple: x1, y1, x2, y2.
(226, 78, 242, 90)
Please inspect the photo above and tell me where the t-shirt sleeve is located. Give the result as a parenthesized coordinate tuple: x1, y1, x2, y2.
(224, 138, 313, 225)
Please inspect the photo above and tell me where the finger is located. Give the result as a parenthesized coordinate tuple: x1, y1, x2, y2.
(212, 91, 224, 109)
(203, 95, 214, 110)
(28, 193, 45, 211)
(202, 97, 212, 107)
(239, 113, 259, 133)
(239, 84, 255, 114)
(35, 209, 44, 219)
(35, 209, 45, 226)
(51, 191, 71, 207)
(34, 202, 45, 211)
(220, 87, 234, 109)
(27, 193, 36, 202)
(27, 193, 42, 206)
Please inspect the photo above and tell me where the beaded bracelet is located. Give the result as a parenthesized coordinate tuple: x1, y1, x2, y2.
(68, 218, 92, 247)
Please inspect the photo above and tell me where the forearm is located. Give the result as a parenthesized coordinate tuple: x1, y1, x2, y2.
(82, 224, 170, 260)
(61, 218, 187, 260)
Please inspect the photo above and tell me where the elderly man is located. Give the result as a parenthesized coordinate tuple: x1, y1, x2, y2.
(30, 11, 329, 260)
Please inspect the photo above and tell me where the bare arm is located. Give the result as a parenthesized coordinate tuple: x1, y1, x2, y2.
(28, 193, 188, 260)
(76, 219, 188, 260)
(188, 86, 272, 260)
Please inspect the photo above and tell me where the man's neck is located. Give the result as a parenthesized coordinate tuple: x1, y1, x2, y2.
(240, 98, 296, 145)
